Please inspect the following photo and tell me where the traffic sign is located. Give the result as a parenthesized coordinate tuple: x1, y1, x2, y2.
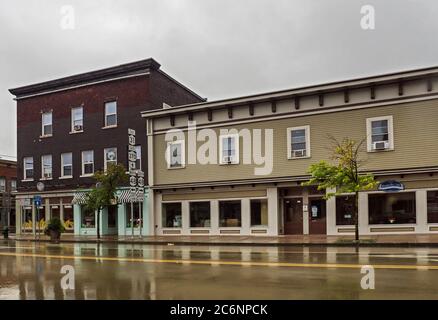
(34, 195, 42, 207)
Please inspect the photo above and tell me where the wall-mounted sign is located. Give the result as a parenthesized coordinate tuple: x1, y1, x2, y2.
(378, 180, 405, 192)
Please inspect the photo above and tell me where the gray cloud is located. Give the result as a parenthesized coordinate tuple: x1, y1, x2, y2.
(1, 0, 438, 159)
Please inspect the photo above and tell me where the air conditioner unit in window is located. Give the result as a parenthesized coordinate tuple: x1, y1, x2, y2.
(373, 141, 390, 150)
(223, 156, 234, 164)
(74, 125, 83, 131)
(292, 149, 306, 158)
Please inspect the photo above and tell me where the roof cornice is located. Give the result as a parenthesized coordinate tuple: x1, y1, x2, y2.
(141, 65, 438, 119)
(9, 58, 161, 98)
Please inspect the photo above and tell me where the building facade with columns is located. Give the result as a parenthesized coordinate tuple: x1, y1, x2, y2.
(9, 58, 204, 236)
(142, 66, 438, 237)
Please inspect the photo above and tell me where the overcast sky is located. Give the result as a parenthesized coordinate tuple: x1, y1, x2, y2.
(1, 0, 438, 159)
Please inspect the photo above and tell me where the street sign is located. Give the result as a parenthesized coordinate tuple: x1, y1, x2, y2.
(33, 195, 42, 207)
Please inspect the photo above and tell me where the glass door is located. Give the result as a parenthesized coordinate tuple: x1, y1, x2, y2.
(309, 198, 327, 234)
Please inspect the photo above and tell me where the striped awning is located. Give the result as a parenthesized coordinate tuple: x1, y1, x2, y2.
(116, 190, 144, 203)
(71, 192, 88, 205)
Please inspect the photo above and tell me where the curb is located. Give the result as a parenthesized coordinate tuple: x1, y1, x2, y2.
(9, 238, 438, 248)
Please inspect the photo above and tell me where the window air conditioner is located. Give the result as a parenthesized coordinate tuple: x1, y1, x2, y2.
(223, 156, 234, 164)
(292, 149, 306, 158)
(373, 141, 389, 150)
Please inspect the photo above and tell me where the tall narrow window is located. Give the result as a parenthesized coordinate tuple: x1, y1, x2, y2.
(82, 151, 94, 176)
(0, 178, 5, 192)
(10, 179, 17, 192)
(71, 107, 83, 132)
(41, 155, 53, 179)
(104, 148, 117, 170)
(287, 126, 310, 159)
(219, 134, 239, 164)
(135, 145, 142, 171)
(104, 101, 117, 127)
(61, 153, 73, 177)
(42, 112, 53, 136)
(250, 199, 268, 226)
(366, 116, 394, 151)
(23, 157, 34, 180)
(167, 141, 185, 169)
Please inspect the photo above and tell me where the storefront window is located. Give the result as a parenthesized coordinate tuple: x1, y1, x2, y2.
(219, 200, 242, 227)
(81, 207, 95, 228)
(126, 202, 143, 228)
(336, 196, 356, 225)
(107, 205, 117, 228)
(427, 191, 438, 223)
(63, 206, 74, 230)
(368, 192, 416, 225)
(162, 203, 182, 228)
(190, 202, 211, 228)
(250, 199, 268, 226)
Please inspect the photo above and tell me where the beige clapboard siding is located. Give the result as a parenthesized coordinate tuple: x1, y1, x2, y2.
(153, 99, 438, 186)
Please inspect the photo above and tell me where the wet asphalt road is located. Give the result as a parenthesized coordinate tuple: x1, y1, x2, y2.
(0, 240, 438, 299)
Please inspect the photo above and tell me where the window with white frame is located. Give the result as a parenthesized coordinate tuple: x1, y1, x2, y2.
(135, 145, 142, 171)
(104, 101, 117, 127)
(104, 148, 117, 170)
(41, 155, 53, 179)
(0, 178, 5, 192)
(82, 150, 94, 176)
(71, 107, 83, 132)
(219, 134, 239, 164)
(61, 153, 73, 177)
(366, 116, 394, 151)
(167, 140, 185, 169)
(41, 112, 53, 136)
(10, 179, 17, 192)
(287, 126, 310, 159)
(23, 157, 34, 180)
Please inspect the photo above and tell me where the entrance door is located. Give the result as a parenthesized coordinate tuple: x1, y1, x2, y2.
(309, 198, 327, 234)
(283, 198, 303, 235)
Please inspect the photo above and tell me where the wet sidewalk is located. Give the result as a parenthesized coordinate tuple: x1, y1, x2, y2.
(8, 233, 438, 247)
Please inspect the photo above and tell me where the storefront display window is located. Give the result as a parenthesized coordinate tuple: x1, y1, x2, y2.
(190, 202, 211, 228)
(162, 203, 182, 228)
(427, 191, 438, 223)
(81, 207, 95, 228)
(250, 199, 268, 226)
(368, 192, 416, 225)
(107, 205, 117, 228)
(336, 195, 356, 225)
(63, 206, 74, 230)
(126, 202, 143, 228)
(219, 200, 242, 227)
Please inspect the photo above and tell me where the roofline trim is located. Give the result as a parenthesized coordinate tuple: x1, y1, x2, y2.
(141, 65, 438, 118)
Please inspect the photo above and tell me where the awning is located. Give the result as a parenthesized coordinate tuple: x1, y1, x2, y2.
(71, 192, 88, 205)
(116, 190, 144, 203)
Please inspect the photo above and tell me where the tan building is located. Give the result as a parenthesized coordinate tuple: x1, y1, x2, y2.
(142, 66, 438, 237)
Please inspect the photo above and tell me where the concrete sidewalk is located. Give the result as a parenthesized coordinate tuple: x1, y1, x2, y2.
(8, 233, 438, 247)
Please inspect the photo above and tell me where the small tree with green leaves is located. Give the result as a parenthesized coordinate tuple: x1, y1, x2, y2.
(303, 137, 378, 242)
(84, 163, 128, 239)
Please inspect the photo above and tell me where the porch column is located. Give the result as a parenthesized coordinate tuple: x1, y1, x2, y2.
(181, 201, 189, 235)
(326, 187, 337, 235)
(241, 198, 251, 235)
(358, 192, 369, 235)
(118, 203, 126, 236)
(302, 188, 309, 235)
(416, 190, 428, 233)
(73, 205, 81, 235)
(267, 187, 279, 236)
(210, 200, 219, 236)
(44, 198, 50, 222)
(15, 200, 21, 235)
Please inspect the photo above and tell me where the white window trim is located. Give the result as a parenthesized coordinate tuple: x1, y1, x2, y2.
(104, 101, 117, 128)
(81, 150, 94, 176)
(287, 125, 311, 160)
(219, 133, 240, 165)
(41, 112, 53, 137)
(104, 147, 118, 171)
(23, 157, 34, 181)
(41, 155, 53, 180)
(366, 115, 394, 152)
(71, 107, 84, 133)
(0, 178, 6, 193)
(166, 140, 186, 169)
(61, 153, 73, 179)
